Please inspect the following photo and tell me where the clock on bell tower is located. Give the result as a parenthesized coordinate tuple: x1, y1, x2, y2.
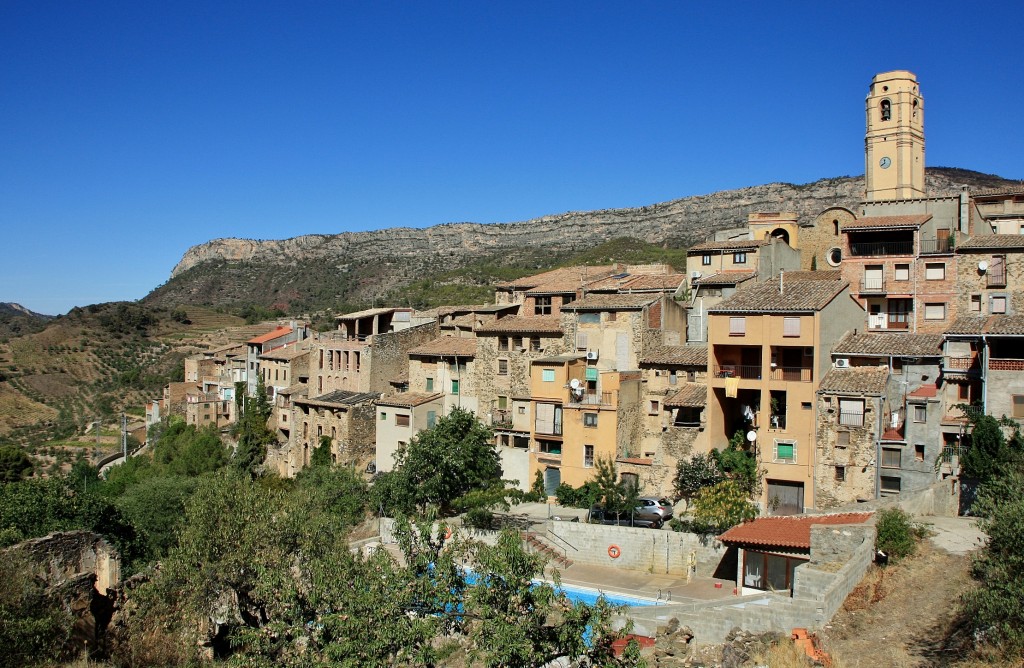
(865, 70, 925, 201)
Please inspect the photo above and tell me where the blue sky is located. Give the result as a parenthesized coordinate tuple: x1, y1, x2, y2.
(2, 1, 1022, 315)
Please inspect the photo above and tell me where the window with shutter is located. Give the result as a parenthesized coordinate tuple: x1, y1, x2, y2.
(729, 317, 746, 335)
(924, 303, 946, 320)
(783, 317, 800, 337)
(925, 263, 945, 280)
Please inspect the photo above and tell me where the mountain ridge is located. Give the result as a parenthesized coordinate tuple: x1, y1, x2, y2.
(148, 168, 1021, 313)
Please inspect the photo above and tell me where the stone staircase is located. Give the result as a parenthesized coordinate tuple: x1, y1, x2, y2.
(521, 530, 574, 568)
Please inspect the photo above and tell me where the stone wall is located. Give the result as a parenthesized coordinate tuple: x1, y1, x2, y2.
(369, 321, 440, 394)
(814, 393, 879, 508)
(799, 207, 856, 271)
(6, 530, 121, 596)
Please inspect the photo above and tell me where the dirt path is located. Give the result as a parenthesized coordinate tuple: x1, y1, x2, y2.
(819, 541, 975, 667)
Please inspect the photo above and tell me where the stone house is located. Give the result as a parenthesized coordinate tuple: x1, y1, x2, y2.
(406, 335, 479, 415)
(280, 389, 379, 476)
(705, 276, 865, 513)
(493, 265, 619, 315)
(632, 345, 710, 496)
(970, 186, 1024, 235)
(814, 366, 887, 509)
(943, 314, 1024, 428)
(472, 314, 567, 449)
(825, 332, 946, 504)
(311, 309, 439, 396)
(246, 324, 309, 396)
(954, 235, 1024, 318)
(258, 340, 310, 405)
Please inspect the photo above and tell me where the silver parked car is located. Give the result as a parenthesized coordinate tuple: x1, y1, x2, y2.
(636, 497, 674, 520)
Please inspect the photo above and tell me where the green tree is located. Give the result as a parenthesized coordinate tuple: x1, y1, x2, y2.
(690, 480, 758, 533)
(0, 446, 33, 483)
(233, 375, 275, 476)
(961, 413, 1018, 481)
(674, 452, 724, 504)
(961, 467, 1024, 658)
(372, 407, 503, 516)
(592, 457, 638, 514)
(0, 554, 75, 668)
(714, 434, 761, 495)
(311, 434, 333, 468)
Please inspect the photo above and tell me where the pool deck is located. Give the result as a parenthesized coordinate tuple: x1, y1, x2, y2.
(551, 562, 737, 604)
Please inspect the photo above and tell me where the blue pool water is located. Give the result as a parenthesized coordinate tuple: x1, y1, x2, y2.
(556, 582, 662, 608)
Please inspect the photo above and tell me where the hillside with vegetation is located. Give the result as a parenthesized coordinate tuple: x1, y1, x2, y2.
(145, 168, 1021, 313)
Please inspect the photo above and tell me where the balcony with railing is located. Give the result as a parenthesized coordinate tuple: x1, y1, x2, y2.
(859, 277, 886, 294)
(568, 390, 614, 406)
(919, 238, 953, 254)
(714, 364, 762, 380)
(838, 411, 865, 427)
(942, 355, 981, 375)
(989, 358, 1024, 372)
(848, 240, 914, 257)
(987, 270, 1007, 288)
(769, 366, 812, 382)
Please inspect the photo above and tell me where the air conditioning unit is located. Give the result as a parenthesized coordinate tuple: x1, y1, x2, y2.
(834, 358, 850, 369)
(690, 271, 702, 279)
(586, 351, 600, 361)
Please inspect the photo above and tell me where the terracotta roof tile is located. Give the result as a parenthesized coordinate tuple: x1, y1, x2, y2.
(616, 457, 652, 466)
(639, 345, 708, 366)
(818, 366, 889, 395)
(832, 332, 943, 357)
(619, 274, 688, 291)
(408, 336, 477, 358)
(496, 265, 617, 290)
(336, 307, 408, 320)
(709, 278, 849, 313)
(259, 341, 311, 361)
(908, 383, 938, 398)
(688, 239, 768, 253)
(663, 384, 708, 408)
(376, 392, 443, 408)
(475, 315, 563, 334)
(841, 214, 932, 230)
(248, 326, 292, 344)
(694, 272, 756, 286)
(560, 294, 659, 311)
(719, 513, 874, 550)
(779, 270, 843, 281)
(957, 234, 1024, 250)
(946, 315, 1024, 336)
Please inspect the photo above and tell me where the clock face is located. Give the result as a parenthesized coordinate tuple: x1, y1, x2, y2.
(879, 157, 892, 169)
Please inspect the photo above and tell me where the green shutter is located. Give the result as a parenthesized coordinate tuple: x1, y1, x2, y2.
(585, 367, 599, 381)
(776, 443, 794, 461)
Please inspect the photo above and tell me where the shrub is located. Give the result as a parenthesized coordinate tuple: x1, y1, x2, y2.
(874, 507, 924, 562)
(554, 481, 602, 509)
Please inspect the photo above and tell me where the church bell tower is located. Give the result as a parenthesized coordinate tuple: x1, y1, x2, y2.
(865, 70, 925, 201)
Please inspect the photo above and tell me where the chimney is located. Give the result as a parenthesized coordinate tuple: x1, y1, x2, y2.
(779, 269, 785, 295)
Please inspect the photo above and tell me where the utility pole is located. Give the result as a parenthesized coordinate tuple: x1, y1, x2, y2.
(121, 412, 128, 459)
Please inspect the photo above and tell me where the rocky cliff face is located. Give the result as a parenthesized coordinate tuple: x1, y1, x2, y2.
(150, 169, 1018, 311)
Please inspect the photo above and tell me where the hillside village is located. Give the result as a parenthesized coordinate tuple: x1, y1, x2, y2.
(152, 70, 1024, 519)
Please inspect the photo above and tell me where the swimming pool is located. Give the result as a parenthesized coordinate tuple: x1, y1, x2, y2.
(555, 582, 663, 608)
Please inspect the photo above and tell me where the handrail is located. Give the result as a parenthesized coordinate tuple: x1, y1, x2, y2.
(546, 528, 579, 554)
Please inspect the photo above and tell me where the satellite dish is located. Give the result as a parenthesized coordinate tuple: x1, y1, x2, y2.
(978, 260, 989, 272)
(746, 430, 757, 442)
(569, 378, 582, 390)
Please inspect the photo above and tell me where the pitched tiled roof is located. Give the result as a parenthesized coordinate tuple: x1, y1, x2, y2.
(619, 274, 688, 291)
(663, 384, 708, 408)
(694, 272, 756, 286)
(818, 366, 889, 395)
(832, 332, 943, 357)
(336, 307, 407, 320)
(956, 234, 1024, 250)
(277, 384, 308, 397)
(841, 214, 932, 231)
(560, 294, 659, 311)
(639, 345, 708, 366)
(297, 390, 380, 407)
(259, 342, 311, 361)
(970, 185, 1024, 197)
(709, 278, 848, 313)
(908, 383, 938, 398)
(475, 315, 563, 334)
(248, 326, 292, 344)
(376, 392, 443, 408)
(719, 513, 874, 550)
(408, 336, 477, 358)
(496, 265, 617, 290)
(946, 315, 1024, 336)
(688, 239, 768, 253)
(780, 270, 843, 281)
